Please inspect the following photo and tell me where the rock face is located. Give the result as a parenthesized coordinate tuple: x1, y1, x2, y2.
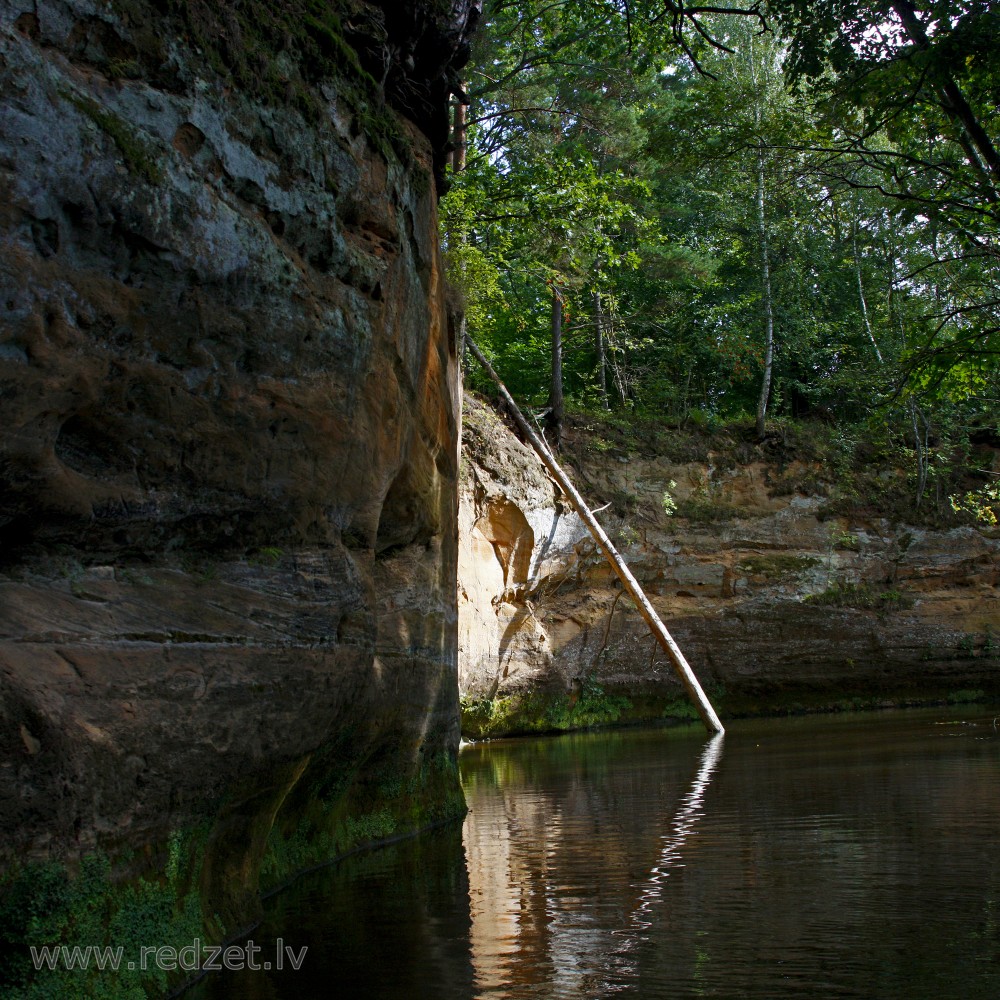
(0, 0, 477, 984)
(458, 396, 1000, 735)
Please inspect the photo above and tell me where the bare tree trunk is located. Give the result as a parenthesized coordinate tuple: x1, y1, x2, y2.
(466, 334, 725, 735)
(855, 259, 881, 363)
(746, 36, 775, 439)
(755, 145, 774, 439)
(911, 401, 929, 508)
(608, 314, 629, 408)
(593, 289, 609, 410)
(547, 284, 565, 449)
(451, 87, 467, 174)
(886, 221, 908, 353)
(852, 212, 883, 363)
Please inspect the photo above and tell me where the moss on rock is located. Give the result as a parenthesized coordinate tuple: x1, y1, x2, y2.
(0, 827, 208, 999)
(65, 93, 164, 185)
(462, 677, 637, 739)
(260, 745, 466, 893)
(111, 0, 410, 162)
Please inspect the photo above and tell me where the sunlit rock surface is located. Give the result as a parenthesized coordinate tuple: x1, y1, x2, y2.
(458, 395, 1000, 735)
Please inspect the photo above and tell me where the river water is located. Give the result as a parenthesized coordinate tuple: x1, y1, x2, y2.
(186, 708, 999, 999)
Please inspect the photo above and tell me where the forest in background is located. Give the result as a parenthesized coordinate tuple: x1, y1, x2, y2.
(441, 0, 1000, 526)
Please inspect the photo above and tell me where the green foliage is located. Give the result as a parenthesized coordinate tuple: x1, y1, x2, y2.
(259, 749, 465, 892)
(674, 496, 736, 525)
(0, 828, 207, 1000)
(0, 772, 464, 1000)
(674, 484, 737, 525)
(828, 526, 860, 552)
(450, 0, 998, 457)
(461, 676, 634, 739)
(950, 481, 1000, 525)
(956, 630, 998, 658)
(804, 582, 914, 612)
(661, 480, 678, 516)
(737, 554, 820, 577)
(249, 546, 284, 567)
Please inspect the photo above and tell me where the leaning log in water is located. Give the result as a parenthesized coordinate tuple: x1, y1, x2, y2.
(465, 335, 725, 735)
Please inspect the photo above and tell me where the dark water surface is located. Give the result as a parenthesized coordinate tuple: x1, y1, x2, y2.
(186, 709, 1000, 999)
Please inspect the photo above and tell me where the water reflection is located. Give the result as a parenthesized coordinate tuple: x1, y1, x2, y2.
(632, 732, 725, 926)
(597, 732, 725, 995)
(186, 710, 1000, 1000)
(461, 728, 727, 998)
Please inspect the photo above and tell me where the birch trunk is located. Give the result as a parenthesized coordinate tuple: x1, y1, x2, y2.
(594, 289, 609, 410)
(547, 284, 564, 449)
(852, 213, 883, 363)
(754, 145, 774, 439)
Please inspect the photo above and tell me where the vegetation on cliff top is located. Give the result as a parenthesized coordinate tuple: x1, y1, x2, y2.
(473, 391, 999, 531)
(443, 0, 999, 516)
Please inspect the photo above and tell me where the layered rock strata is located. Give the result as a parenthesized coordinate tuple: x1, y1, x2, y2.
(459, 395, 1000, 736)
(0, 0, 477, 990)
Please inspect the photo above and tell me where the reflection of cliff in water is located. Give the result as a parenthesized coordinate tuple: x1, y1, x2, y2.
(460, 712, 1000, 1000)
(187, 711, 1000, 1000)
(462, 729, 723, 997)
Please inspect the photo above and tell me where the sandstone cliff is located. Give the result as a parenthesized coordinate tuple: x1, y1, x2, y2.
(459, 395, 1000, 736)
(0, 0, 478, 993)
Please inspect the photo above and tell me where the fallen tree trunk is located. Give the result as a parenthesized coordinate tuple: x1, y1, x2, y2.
(466, 335, 725, 735)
